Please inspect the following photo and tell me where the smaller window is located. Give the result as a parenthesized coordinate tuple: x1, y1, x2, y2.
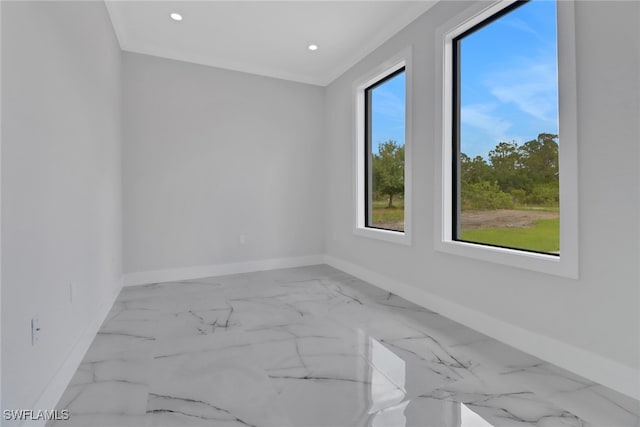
(365, 68, 406, 232)
(354, 50, 412, 246)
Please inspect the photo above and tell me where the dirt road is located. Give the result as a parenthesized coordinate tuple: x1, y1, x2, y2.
(372, 209, 559, 232)
(460, 209, 558, 230)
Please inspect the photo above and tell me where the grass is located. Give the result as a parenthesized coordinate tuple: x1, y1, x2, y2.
(369, 200, 405, 232)
(461, 218, 559, 253)
(371, 200, 405, 225)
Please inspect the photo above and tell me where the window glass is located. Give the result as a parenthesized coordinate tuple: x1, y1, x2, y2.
(366, 69, 406, 232)
(454, 0, 560, 255)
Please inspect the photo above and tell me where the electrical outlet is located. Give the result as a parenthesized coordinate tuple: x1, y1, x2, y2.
(31, 317, 41, 346)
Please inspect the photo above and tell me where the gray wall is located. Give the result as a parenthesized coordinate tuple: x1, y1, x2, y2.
(122, 53, 325, 274)
(1, 0, 122, 413)
(324, 0, 639, 376)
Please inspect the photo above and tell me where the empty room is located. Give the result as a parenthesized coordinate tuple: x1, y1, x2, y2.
(1, 0, 639, 426)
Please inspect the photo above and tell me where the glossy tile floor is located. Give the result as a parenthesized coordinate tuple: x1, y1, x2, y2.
(50, 265, 639, 427)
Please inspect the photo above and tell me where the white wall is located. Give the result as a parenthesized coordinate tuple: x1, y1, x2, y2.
(122, 53, 325, 277)
(324, 0, 639, 397)
(1, 0, 122, 417)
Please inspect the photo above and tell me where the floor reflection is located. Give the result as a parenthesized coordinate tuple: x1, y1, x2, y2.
(369, 336, 406, 413)
(371, 400, 409, 427)
(461, 404, 494, 427)
(368, 335, 495, 427)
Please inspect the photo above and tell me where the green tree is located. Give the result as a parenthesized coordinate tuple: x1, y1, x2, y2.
(520, 133, 559, 185)
(372, 140, 404, 208)
(460, 153, 494, 185)
(488, 141, 530, 193)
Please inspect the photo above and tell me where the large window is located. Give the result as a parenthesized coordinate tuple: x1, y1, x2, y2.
(453, 0, 560, 255)
(354, 50, 412, 245)
(435, 0, 578, 277)
(365, 68, 406, 232)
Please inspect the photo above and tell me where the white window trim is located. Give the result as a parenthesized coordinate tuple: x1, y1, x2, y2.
(434, 0, 579, 278)
(353, 47, 413, 246)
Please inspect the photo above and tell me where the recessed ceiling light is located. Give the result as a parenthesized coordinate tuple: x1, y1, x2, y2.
(308, 44, 318, 51)
(170, 12, 183, 21)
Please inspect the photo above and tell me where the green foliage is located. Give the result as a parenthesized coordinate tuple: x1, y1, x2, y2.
(372, 140, 404, 207)
(461, 133, 559, 210)
(461, 181, 514, 210)
(488, 141, 529, 193)
(521, 133, 559, 185)
(461, 218, 559, 253)
(526, 182, 559, 205)
(510, 188, 527, 205)
(460, 153, 494, 183)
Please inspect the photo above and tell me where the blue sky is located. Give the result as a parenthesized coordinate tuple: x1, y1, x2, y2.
(370, 0, 558, 159)
(370, 72, 405, 153)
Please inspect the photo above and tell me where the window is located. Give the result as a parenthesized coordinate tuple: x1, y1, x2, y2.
(453, 0, 560, 255)
(366, 68, 406, 232)
(355, 49, 412, 245)
(435, 0, 578, 277)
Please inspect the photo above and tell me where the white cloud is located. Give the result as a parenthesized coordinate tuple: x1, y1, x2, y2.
(486, 58, 558, 123)
(372, 86, 404, 121)
(460, 103, 512, 143)
(502, 17, 541, 40)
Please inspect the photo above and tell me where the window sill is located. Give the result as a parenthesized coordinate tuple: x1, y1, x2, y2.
(435, 239, 577, 279)
(353, 226, 412, 246)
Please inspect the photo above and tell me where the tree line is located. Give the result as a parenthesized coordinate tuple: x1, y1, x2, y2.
(460, 132, 559, 210)
(371, 133, 559, 210)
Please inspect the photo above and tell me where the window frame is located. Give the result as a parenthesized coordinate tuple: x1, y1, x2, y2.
(434, 0, 579, 278)
(354, 47, 412, 246)
(364, 66, 406, 232)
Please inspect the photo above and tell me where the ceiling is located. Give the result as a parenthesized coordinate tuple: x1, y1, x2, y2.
(105, 1, 436, 86)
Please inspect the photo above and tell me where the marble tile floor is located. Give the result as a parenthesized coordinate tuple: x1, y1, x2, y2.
(49, 265, 639, 427)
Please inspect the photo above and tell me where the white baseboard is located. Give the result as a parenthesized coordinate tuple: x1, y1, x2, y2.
(123, 254, 326, 287)
(26, 279, 123, 427)
(324, 254, 640, 402)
